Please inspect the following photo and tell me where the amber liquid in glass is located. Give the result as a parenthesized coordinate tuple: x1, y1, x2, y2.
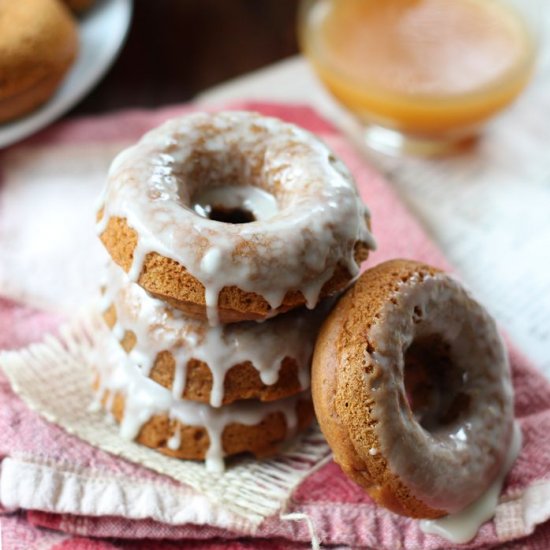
(301, 0, 536, 150)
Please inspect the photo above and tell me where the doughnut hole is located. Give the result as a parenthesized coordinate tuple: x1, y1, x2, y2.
(205, 205, 255, 224)
(403, 334, 471, 434)
(191, 185, 278, 224)
(175, 149, 281, 224)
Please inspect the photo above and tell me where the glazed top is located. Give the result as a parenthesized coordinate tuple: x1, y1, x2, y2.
(97, 111, 375, 323)
(361, 272, 514, 513)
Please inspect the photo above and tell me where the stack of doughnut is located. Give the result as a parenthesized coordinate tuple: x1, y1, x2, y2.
(94, 111, 375, 472)
(94, 109, 515, 527)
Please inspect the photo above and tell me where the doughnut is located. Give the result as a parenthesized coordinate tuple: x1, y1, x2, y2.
(312, 259, 513, 518)
(97, 111, 375, 325)
(93, 332, 314, 472)
(0, 0, 78, 123)
(101, 263, 325, 407)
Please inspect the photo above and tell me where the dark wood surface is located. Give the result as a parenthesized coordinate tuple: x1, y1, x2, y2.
(72, 0, 299, 116)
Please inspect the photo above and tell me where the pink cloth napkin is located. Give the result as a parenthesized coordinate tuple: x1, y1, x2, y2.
(1, 102, 550, 549)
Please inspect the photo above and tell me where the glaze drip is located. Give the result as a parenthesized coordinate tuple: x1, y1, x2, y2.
(420, 421, 522, 543)
(93, 326, 306, 473)
(102, 263, 321, 407)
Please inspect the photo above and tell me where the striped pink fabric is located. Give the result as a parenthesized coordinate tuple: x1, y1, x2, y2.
(1, 103, 549, 549)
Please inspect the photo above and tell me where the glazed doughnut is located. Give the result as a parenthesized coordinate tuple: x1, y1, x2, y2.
(101, 263, 324, 407)
(97, 111, 375, 325)
(93, 334, 314, 472)
(312, 259, 513, 518)
(0, 0, 78, 123)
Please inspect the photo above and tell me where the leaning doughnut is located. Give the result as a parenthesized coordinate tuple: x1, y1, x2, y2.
(97, 111, 375, 325)
(312, 259, 513, 518)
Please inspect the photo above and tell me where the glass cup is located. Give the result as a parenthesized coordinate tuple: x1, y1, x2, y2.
(298, 0, 540, 155)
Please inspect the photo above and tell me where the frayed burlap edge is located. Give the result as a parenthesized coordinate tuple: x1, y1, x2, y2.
(0, 311, 331, 527)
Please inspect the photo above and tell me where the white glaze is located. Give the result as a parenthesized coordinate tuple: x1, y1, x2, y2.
(93, 328, 306, 473)
(167, 427, 181, 451)
(97, 111, 375, 325)
(420, 421, 522, 543)
(102, 263, 323, 407)
(361, 272, 514, 513)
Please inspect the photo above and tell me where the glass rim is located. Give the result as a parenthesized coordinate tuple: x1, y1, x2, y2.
(297, 0, 539, 106)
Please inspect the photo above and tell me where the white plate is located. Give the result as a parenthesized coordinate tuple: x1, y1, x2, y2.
(0, 0, 133, 149)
